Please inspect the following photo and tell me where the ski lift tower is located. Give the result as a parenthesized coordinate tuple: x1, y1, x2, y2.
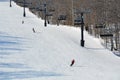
(23, 0, 31, 17)
(30, 3, 55, 27)
(44, 3, 47, 27)
(75, 9, 90, 47)
(10, 0, 12, 7)
(15, 0, 31, 17)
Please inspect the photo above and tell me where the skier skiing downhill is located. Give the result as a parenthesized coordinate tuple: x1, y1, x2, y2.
(70, 59, 75, 66)
(32, 28, 35, 33)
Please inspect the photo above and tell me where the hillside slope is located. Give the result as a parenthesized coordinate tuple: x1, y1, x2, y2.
(0, 1, 120, 80)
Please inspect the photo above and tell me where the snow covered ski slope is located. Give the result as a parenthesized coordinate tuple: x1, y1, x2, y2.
(0, 1, 120, 80)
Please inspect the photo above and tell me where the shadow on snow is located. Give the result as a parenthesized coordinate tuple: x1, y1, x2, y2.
(0, 32, 27, 54)
(0, 32, 29, 69)
(85, 47, 105, 50)
(0, 63, 28, 68)
(0, 33, 63, 79)
(0, 71, 62, 79)
(0, 0, 9, 2)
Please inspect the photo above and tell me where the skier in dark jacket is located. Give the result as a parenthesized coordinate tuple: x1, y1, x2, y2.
(32, 28, 35, 33)
(70, 59, 75, 66)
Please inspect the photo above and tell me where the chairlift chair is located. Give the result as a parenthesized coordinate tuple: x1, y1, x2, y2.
(58, 15, 67, 20)
(74, 19, 81, 25)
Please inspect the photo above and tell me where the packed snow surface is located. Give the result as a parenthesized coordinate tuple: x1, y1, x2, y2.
(0, 1, 120, 80)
